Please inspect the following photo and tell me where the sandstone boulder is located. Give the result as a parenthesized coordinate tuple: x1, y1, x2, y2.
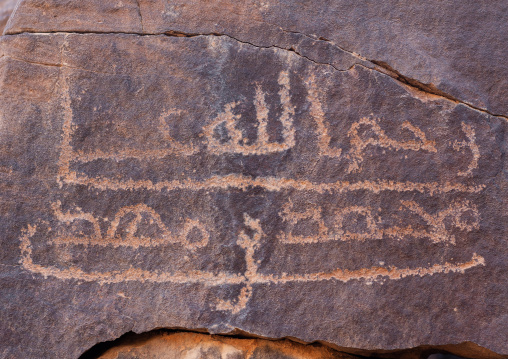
(0, 1, 507, 358)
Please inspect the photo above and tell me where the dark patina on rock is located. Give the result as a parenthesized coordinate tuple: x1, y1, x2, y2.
(0, 1, 507, 359)
(5, 0, 508, 115)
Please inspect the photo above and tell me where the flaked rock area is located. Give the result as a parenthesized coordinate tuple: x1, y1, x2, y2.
(0, 0, 16, 34)
(89, 331, 355, 359)
(0, 1, 507, 359)
(82, 331, 500, 359)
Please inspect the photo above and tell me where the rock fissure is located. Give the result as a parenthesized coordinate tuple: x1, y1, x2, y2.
(274, 27, 508, 120)
(3, 29, 507, 121)
(278, 27, 369, 62)
(163, 29, 352, 73)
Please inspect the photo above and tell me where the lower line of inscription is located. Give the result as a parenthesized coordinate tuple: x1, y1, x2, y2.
(20, 230, 484, 286)
(64, 172, 484, 195)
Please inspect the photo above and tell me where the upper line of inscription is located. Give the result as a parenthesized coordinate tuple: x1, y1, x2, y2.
(57, 70, 482, 195)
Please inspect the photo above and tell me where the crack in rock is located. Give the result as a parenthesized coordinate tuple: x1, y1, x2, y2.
(3, 29, 507, 121)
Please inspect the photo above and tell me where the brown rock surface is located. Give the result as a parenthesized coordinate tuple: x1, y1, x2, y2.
(5, 0, 508, 116)
(0, 1, 507, 359)
(0, 0, 16, 34)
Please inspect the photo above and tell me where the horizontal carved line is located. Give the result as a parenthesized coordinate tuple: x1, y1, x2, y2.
(64, 171, 485, 195)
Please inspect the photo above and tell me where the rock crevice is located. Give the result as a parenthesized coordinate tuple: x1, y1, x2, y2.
(3, 29, 507, 120)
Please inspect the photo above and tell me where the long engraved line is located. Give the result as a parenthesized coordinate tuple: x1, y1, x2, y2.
(47, 226, 209, 249)
(255, 253, 485, 284)
(56, 67, 78, 187)
(73, 147, 197, 162)
(280, 226, 477, 245)
(63, 171, 485, 195)
(279, 226, 463, 245)
(277, 71, 296, 149)
(279, 227, 433, 244)
(48, 235, 179, 248)
(306, 74, 342, 158)
(20, 225, 485, 285)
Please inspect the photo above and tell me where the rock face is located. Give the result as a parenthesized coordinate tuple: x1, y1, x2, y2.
(0, 1, 507, 359)
(5, 0, 508, 116)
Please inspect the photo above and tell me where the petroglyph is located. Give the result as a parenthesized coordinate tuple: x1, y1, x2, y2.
(305, 76, 437, 168)
(21, 68, 487, 315)
(71, 109, 200, 163)
(305, 74, 342, 158)
(62, 173, 485, 195)
(334, 206, 382, 242)
(279, 198, 479, 244)
(278, 199, 330, 244)
(19, 223, 246, 286)
(400, 199, 480, 244)
(215, 214, 261, 313)
(52, 201, 102, 241)
(258, 253, 485, 286)
(56, 69, 75, 187)
(49, 202, 210, 249)
(19, 213, 486, 313)
(453, 122, 480, 176)
(347, 117, 437, 173)
(55, 69, 484, 197)
(204, 71, 296, 155)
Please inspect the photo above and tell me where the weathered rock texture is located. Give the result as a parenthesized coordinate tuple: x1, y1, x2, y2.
(0, 1, 507, 359)
(5, 0, 508, 117)
(0, 0, 16, 34)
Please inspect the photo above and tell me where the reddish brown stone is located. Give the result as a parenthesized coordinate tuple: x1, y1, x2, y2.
(0, 0, 16, 34)
(5, 0, 508, 116)
(0, 1, 507, 359)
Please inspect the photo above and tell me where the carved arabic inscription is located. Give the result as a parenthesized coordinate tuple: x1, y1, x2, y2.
(20, 69, 485, 313)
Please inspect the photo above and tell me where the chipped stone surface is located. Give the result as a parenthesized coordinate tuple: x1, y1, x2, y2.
(96, 332, 353, 359)
(0, 2, 507, 359)
(0, 0, 16, 34)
